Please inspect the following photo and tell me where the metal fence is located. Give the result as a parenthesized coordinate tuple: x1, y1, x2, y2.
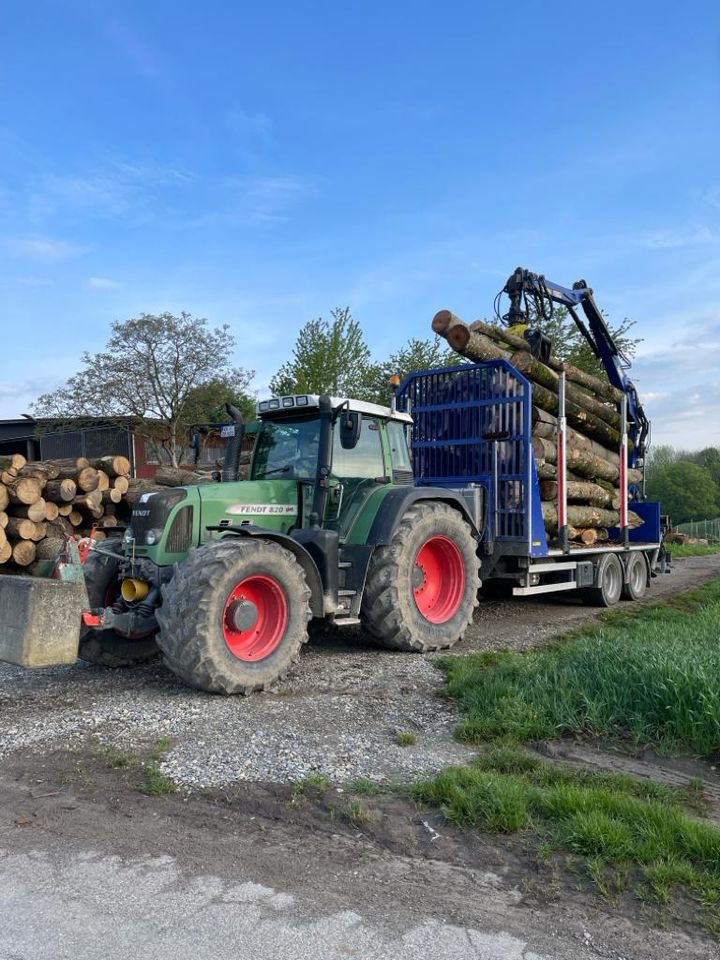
(675, 517, 720, 542)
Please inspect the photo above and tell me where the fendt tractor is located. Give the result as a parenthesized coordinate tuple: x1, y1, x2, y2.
(0, 268, 665, 694)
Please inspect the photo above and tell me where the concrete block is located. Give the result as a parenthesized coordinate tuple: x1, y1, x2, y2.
(0, 575, 87, 667)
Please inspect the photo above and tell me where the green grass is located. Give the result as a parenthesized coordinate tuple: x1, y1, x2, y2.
(343, 801, 379, 828)
(412, 746, 720, 916)
(669, 543, 720, 557)
(291, 772, 330, 802)
(350, 777, 384, 796)
(140, 764, 177, 796)
(395, 731, 417, 746)
(439, 578, 720, 758)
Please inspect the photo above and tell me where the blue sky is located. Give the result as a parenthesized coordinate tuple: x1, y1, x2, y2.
(1, 1, 719, 448)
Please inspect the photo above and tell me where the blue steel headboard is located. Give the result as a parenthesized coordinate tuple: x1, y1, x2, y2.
(396, 361, 547, 556)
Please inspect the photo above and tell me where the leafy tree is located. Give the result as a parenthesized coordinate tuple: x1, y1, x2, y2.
(34, 312, 254, 467)
(367, 336, 459, 405)
(269, 307, 379, 401)
(181, 376, 256, 426)
(517, 305, 642, 378)
(646, 461, 720, 524)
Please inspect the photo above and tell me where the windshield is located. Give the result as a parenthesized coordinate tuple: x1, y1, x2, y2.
(252, 416, 321, 480)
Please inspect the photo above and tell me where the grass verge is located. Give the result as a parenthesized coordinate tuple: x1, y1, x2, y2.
(670, 543, 720, 558)
(440, 578, 720, 757)
(412, 746, 720, 921)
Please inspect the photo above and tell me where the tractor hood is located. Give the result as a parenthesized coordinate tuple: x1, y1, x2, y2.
(198, 479, 301, 537)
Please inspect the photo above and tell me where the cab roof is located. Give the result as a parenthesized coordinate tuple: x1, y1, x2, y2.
(256, 394, 412, 424)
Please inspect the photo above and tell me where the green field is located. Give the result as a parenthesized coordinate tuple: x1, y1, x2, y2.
(669, 542, 720, 558)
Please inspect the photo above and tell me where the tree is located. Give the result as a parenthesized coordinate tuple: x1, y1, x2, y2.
(269, 308, 379, 401)
(34, 312, 254, 467)
(519, 305, 642, 378)
(646, 461, 720, 524)
(367, 336, 459, 406)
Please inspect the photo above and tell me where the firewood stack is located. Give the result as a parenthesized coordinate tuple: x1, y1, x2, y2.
(0, 455, 131, 569)
(432, 310, 644, 546)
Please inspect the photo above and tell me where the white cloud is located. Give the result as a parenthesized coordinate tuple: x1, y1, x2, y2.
(87, 277, 121, 291)
(225, 175, 318, 224)
(3, 234, 87, 260)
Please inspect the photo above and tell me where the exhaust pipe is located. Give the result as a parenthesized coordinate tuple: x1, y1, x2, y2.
(222, 404, 246, 482)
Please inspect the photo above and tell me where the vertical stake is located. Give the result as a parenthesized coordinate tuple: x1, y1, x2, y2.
(620, 396, 629, 547)
(558, 372, 568, 552)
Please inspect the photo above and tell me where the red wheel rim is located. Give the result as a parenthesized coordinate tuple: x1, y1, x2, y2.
(413, 536, 465, 623)
(222, 575, 288, 662)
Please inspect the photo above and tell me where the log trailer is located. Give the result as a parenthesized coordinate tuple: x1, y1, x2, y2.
(0, 268, 663, 694)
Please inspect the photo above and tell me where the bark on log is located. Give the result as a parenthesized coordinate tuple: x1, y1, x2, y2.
(73, 489, 103, 511)
(102, 487, 123, 504)
(7, 499, 48, 523)
(4, 477, 42, 505)
(532, 407, 621, 467)
(524, 376, 621, 448)
(45, 458, 90, 478)
(542, 502, 643, 531)
(19, 462, 61, 481)
(511, 351, 620, 430)
(465, 320, 625, 404)
(11, 540, 36, 566)
(44, 478, 77, 502)
(6, 517, 37, 540)
(154, 466, 211, 487)
(446, 325, 511, 362)
(540, 479, 617, 508)
(89, 456, 131, 478)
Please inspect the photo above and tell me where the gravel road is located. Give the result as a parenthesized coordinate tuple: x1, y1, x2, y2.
(0, 554, 717, 790)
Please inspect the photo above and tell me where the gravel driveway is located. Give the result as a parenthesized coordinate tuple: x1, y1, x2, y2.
(1, 554, 717, 790)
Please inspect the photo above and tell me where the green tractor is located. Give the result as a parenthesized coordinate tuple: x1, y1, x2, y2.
(78, 394, 483, 694)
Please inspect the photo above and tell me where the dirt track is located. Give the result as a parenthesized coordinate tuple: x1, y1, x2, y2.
(1, 553, 720, 959)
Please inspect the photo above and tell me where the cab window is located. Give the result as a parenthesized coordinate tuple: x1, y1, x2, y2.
(332, 417, 385, 479)
(387, 420, 412, 473)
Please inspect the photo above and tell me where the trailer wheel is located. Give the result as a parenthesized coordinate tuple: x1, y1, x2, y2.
(361, 501, 479, 652)
(156, 538, 311, 695)
(622, 553, 648, 601)
(581, 553, 623, 607)
(78, 542, 159, 668)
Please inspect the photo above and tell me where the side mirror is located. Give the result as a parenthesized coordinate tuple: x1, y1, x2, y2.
(339, 410, 361, 449)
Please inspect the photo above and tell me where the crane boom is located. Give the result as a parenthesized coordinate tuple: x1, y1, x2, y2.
(499, 267, 650, 468)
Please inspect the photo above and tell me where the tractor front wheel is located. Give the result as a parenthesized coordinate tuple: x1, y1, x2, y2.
(78, 540, 159, 668)
(156, 538, 311, 694)
(361, 502, 479, 652)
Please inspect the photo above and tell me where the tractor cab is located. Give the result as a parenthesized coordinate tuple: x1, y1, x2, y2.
(251, 394, 414, 537)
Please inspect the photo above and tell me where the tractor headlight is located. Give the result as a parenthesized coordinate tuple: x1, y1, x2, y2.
(144, 529, 161, 546)
(123, 527, 134, 544)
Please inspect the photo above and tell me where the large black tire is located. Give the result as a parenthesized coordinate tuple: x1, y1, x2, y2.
(156, 538, 311, 695)
(621, 552, 648, 601)
(78, 542, 160, 668)
(581, 553, 623, 607)
(360, 502, 479, 652)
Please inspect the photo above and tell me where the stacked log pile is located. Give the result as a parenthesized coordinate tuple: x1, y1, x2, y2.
(432, 310, 643, 546)
(0, 455, 131, 569)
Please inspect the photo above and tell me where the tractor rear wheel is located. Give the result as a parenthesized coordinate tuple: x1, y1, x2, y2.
(78, 540, 159, 668)
(156, 538, 311, 695)
(361, 501, 479, 652)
